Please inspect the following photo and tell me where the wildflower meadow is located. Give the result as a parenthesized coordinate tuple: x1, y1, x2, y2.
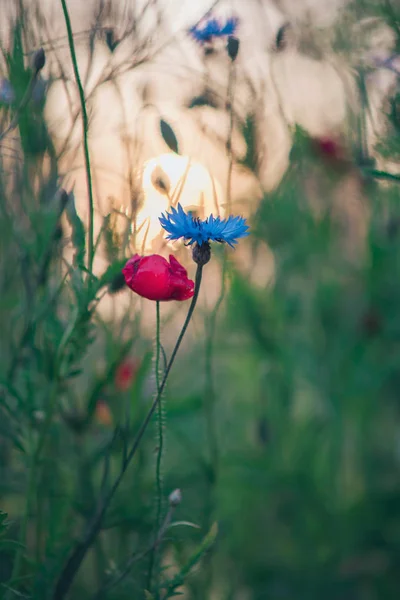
(1, 1, 400, 599)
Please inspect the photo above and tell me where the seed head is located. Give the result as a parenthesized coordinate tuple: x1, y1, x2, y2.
(169, 488, 182, 507)
(33, 48, 46, 72)
(151, 165, 171, 196)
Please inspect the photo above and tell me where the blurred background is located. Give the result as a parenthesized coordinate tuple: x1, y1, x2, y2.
(1, 0, 400, 598)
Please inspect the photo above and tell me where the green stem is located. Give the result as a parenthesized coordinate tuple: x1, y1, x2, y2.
(204, 256, 226, 476)
(52, 265, 203, 600)
(357, 69, 369, 164)
(201, 256, 226, 594)
(155, 302, 163, 527)
(364, 169, 400, 183)
(155, 303, 162, 517)
(148, 301, 163, 591)
(226, 62, 236, 213)
(60, 0, 95, 274)
(155, 302, 161, 394)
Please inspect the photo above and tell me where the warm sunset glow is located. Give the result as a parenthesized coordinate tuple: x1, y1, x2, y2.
(135, 153, 223, 252)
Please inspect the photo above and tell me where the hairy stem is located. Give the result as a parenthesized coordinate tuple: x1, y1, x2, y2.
(147, 301, 164, 591)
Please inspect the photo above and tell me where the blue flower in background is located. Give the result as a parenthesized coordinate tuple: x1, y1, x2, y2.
(374, 54, 400, 77)
(159, 203, 249, 247)
(0, 79, 15, 104)
(189, 16, 238, 44)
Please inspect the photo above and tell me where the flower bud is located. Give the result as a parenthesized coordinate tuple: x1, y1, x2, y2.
(192, 242, 211, 266)
(33, 410, 45, 424)
(33, 48, 46, 72)
(227, 36, 240, 61)
(275, 23, 291, 52)
(168, 488, 182, 507)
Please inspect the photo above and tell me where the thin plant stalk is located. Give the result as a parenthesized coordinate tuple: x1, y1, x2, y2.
(147, 300, 164, 591)
(226, 61, 236, 213)
(204, 258, 227, 475)
(200, 256, 227, 596)
(52, 265, 203, 600)
(60, 0, 95, 274)
(93, 505, 176, 600)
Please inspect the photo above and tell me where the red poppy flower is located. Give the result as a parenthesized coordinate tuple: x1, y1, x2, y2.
(313, 136, 347, 164)
(316, 137, 340, 158)
(115, 359, 139, 391)
(122, 254, 194, 301)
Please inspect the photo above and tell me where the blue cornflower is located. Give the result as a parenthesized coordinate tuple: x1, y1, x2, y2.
(374, 54, 400, 77)
(159, 203, 249, 248)
(189, 17, 238, 44)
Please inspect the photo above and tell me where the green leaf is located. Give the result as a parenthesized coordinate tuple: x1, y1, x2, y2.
(162, 523, 218, 598)
(12, 24, 24, 74)
(94, 213, 111, 258)
(0, 510, 9, 535)
(240, 115, 258, 171)
(105, 29, 119, 52)
(0, 539, 24, 553)
(65, 191, 86, 267)
(160, 118, 179, 154)
(167, 395, 203, 418)
(97, 259, 127, 292)
(167, 521, 201, 530)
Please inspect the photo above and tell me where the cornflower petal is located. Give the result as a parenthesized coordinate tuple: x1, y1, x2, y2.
(159, 203, 249, 247)
(189, 16, 238, 44)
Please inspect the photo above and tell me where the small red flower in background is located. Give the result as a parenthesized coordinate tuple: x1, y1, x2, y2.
(312, 136, 347, 165)
(95, 400, 113, 427)
(115, 359, 139, 391)
(122, 254, 194, 301)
